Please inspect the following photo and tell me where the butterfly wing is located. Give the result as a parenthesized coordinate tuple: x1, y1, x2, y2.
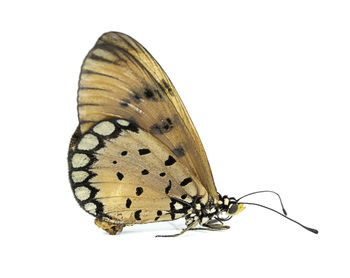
(77, 32, 218, 201)
(69, 118, 208, 224)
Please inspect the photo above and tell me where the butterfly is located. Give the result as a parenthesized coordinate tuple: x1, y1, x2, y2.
(68, 32, 318, 236)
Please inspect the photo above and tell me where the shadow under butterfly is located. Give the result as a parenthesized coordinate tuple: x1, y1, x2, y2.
(68, 32, 318, 237)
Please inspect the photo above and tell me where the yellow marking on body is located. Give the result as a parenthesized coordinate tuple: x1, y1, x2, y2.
(233, 204, 245, 216)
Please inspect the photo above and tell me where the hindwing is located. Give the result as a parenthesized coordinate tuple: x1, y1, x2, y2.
(69, 118, 208, 224)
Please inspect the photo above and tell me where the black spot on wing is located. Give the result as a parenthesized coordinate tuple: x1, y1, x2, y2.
(165, 180, 172, 194)
(141, 169, 149, 175)
(136, 187, 143, 196)
(134, 210, 142, 220)
(116, 172, 124, 181)
(144, 89, 156, 100)
(126, 198, 132, 208)
(165, 155, 176, 166)
(138, 148, 151, 155)
(144, 88, 163, 100)
(172, 146, 185, 158)
(180, 177, 192, 186)
(150, 118, 173, 134)
(150, 124, 162, 135)
(130, 92, 142, 103)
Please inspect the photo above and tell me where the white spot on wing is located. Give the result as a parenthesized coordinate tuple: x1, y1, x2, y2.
(93, 121, 115, 136)
(71, 171, 89, 183)
(71, 153, 90, 168)
(117, 119, 130, 127)
(74, 186, 91, 201)
(84, 202, 97, 215)
(78, 134, 99, 150)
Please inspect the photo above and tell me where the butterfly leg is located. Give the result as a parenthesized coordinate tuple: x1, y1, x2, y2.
(190, 223, 230, 231)
(94, 218, 125, 235)
(155, 220, 200, 237)
(205, 223, 230, 230)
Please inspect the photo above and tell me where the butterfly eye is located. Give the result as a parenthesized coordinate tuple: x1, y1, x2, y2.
(228, 203, 238, 215)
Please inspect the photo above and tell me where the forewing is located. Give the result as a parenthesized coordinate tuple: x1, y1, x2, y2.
(77, 32, 218, 201)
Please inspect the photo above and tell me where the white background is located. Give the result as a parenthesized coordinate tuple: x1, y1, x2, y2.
(1, 1, 349, 277)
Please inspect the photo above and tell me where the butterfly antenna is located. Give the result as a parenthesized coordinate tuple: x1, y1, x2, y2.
(236, 190, 288, 215)
(239, 201, 318, 234)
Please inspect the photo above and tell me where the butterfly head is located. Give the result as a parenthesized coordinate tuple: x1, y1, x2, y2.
(227, 200, 245, 216)
(218, 195, 245, 217)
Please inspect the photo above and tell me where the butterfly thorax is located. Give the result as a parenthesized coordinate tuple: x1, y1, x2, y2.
(183, 194, 237, 227)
